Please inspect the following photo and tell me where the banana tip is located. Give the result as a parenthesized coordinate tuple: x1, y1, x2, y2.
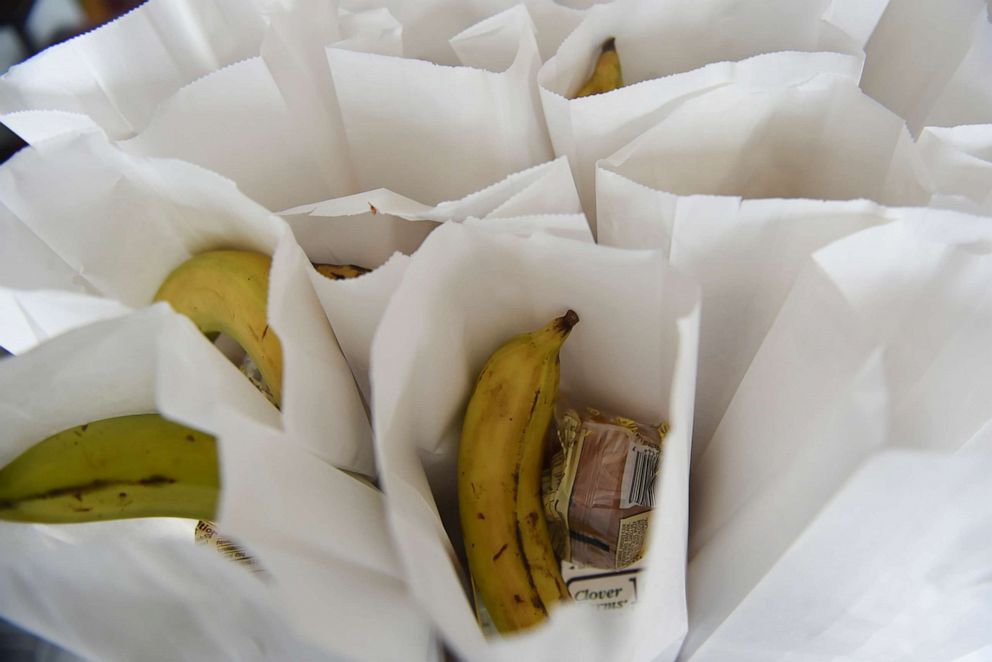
(559, 309, 580, 332)
(602, 37, 616, 53)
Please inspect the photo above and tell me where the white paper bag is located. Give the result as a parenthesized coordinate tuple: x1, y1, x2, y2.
(918, 123, 992, 213)
(0, 288, 131, 355)
(112, 54, 341, 212)
(0, 306, 436, 661)
(861, 0, 992, 135)
(0, 0, 269, 139)
(2, 1, 403, 212)
(338, 0, 590, 64)
(596, 74, 935, 456)
(0, 520, 334, 661)
(327, 5, 553, 206)
(280, 156, 587, 268)
(685, 447, 992, 661)
(370, 222, 699, 661)
(684, 208, 992, 659)
(537, 0, 865, 228)
(4, 4, 559, 216)
(0, 129, 372, 476)
(821, 0, 891, 46)
(287, 155, 589, 404)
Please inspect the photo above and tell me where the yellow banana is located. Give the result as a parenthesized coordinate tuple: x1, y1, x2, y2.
(154, 250, 283, 405)
(458, 310, 579, 634)
(573, 37, 623, 98)
(314, 263, 370, 280)
(187, 259, 372, 564)
(0, 414, 218, 524)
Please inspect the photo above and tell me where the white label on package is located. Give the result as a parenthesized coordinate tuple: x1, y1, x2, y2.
(562, 561, 642, 611)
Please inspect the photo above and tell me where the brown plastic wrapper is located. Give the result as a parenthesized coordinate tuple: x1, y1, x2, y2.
(543, 402, 668, 570)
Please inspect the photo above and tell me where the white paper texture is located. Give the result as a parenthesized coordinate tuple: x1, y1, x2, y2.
(8, 4, 562, 215)
(598, 76, 930, 206)
(281, 156, 587, 268)
(0, 521, 334, 662)
(822, 0, 890, 46)
(336, 7, 405, 57)
(0, 0, 401, 153)
(0, 129, 372, 475)
(686, 447, 992, 661)
(918, 123, 992, 213)
(120, 56, 344, 212)
(0, 288, 132, 355)
(2, 1, 990, 659)
(0, 307, 435, 661)
(0, 0, 269, 139)
(338, 0, 589, 65)
(370, 222, 699, 661)
(861, 0, 992, 135)
(1, 2, 403, 212)
(328, 5, 553, 206)
(0, 109, 105, 144)
(309, 253, 410, 407)
(684, 209, 992, 658)
(285, 154, 587, 409)
(538, 0, 865, 229)
(597, 74, 936, 458)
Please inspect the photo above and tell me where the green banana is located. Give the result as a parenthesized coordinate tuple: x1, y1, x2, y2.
(154, 250, 283, 406)
(573, 37, 623, 98)
(0, 257, 376, 530)
(0, 414, 218, 524)
(458, 310, 579, 634)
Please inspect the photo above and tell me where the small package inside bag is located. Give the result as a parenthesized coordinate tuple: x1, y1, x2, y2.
(544, 401, 669, 571)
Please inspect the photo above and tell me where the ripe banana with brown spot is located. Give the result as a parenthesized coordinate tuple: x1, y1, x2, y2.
(314, 263, 370, 280)
(184, 258, 371, 560)
(154, 250, 283, 405)
(458, 310, 579, 633)
(154, 253, 371, 409)
(573, 37, 623, 98)
(0, 414, 218, 524)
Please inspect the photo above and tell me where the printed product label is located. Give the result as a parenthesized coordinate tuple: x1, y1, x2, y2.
(562, 561, 642, 611)
(195, 520, 264, 573)
(620, 442, 660, 509)
(615, 511, 650, 568)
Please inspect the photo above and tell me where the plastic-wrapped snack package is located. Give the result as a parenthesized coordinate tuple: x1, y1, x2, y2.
(596, 73, 936, 457)
(371, 222, 699, 661)
(544, 402, 669, 571)
(684, 208, 992, 660)
(0, 128, 371, 476)
(535, 403, 670, 617)
(0, 307, 436, 661)
(538, 0, 866, 228)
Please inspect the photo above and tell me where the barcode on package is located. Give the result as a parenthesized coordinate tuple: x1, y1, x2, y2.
(620, 443, 660, 509)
